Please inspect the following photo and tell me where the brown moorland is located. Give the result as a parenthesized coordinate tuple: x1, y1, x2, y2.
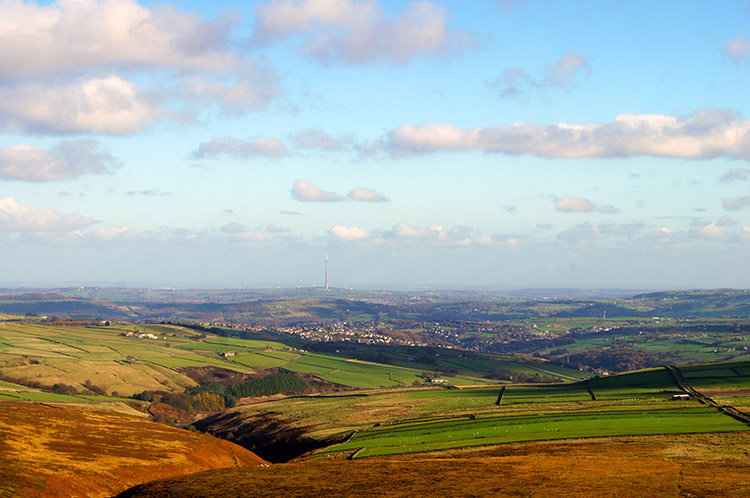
(117, 433, 750, 498)
(0, 401, 266, 498)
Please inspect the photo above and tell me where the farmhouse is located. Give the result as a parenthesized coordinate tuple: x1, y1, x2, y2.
(672, 394, 690, 400)
(123, 331, 159, 340)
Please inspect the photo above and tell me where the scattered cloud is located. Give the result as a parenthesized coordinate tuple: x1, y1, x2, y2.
(291, 179, 344, 202)
(493, 51, 590, 98)
(723, 196, 750, 211)
(329, 224, 369, 240)
(291, 180, 390, 203)
(281, 210, 303, 215)
(252, 0, 477, 65)
(503, 205, 517, 213)
(719, 168, 750, 183)
(347, 187, 389, 202)
(0, 140, 119, 182)
(386, 222, 484, 247)
(723, 34, 750, 63)
(126, 189, 172, 197)
(0, 196, 93, 233)
(557, 222, 643, 244)
(536, 223, 553, 231)
(192, 136, 288, 159)
(385, 107, 750, 160)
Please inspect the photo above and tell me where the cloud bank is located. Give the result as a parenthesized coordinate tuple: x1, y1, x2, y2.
(385, 107, 750, 160)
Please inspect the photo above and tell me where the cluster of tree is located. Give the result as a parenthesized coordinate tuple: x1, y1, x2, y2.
(133, 372, 311, 419)
(567, 347, 664, 372)
(186, 373, 308, 404)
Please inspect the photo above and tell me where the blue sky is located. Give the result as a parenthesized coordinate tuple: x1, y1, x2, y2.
(1, 0, 750, 289)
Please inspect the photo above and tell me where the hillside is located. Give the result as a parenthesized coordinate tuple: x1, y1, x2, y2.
(0, 401, 265, 498)
(116, 433, 750, 498)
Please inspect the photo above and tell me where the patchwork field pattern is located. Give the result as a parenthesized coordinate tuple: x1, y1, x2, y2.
(317, 366, 750, 458)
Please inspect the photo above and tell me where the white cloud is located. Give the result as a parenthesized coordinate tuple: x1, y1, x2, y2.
(0, 196, 93, 233)
(0, 76, 162, 134)
(387, 222, 479, 247)
(0, 140, 119, 182)
(385, 107, 750, 160)
(0, 0, 278, 133)
(95, 225, 130, 241)
(494, 51, 590, 98)
(723, 34, 750, 63)
(291, 179, 343, 202)
(0, 0, 241, 79)
(329, 224, 369, 240)
(347, 187, 389, 202)
(690, 222, 729, 241)
(252, 0, 476, 65)
(723, 196, 750, 211)
(193, 136, 288, 159)
(555, 196, 595, 213)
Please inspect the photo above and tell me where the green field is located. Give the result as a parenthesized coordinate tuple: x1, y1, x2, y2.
(0, 318, 583, 400)
(308, 363, 750, 458)
(325, 406, 744, 458)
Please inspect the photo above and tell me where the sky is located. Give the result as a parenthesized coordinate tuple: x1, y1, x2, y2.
(1, 0, 750, 290)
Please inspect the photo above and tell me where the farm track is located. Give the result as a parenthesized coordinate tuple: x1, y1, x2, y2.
(665, 365, 750, 425)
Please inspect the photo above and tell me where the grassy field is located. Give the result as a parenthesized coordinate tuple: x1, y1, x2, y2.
(0, 318, 583, 400)
(297, 364, 750, 459)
